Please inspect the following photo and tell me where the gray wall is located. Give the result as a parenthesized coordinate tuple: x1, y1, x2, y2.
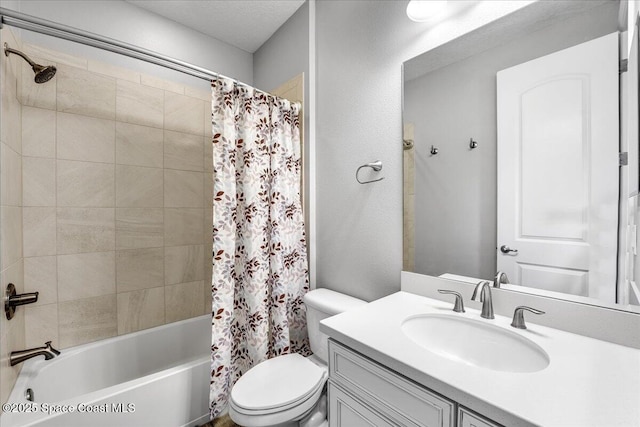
(254, 1, 311, 228)
(0, 0, 253, 85)
(404, 2, 619, 280)
(314, 0, 533, 301)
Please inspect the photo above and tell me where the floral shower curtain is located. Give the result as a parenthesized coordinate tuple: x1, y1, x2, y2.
(209, 76, 310, 418)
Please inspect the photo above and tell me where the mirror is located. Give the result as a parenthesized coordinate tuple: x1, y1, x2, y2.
(402, 0, 640, 309)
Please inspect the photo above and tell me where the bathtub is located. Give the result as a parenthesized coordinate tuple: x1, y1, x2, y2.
(1, 315, 211, 427)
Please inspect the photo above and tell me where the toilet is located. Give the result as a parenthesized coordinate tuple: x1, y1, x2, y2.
(228, 288, 366, 427)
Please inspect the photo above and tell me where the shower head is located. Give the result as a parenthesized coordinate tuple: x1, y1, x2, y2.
(3, 43, 56, 84)
(32, 63, 57, 84)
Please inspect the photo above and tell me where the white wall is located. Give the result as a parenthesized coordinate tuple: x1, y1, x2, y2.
(0, 0, 253, 85)
(315, 0, 533, 301)
(253, 2, 309, 93)
(254, 1, 311, 242)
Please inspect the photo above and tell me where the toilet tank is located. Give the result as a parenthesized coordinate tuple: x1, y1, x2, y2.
(303, 288, 366, 363)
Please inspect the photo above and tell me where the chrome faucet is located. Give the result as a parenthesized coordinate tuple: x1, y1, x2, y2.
(494, 271, 509, 288)
(471, 280, 494, 319)
(10, 341, 60, 366)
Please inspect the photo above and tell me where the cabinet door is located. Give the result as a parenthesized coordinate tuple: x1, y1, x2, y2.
(329, 340, 455, 427)
(329, 383, 397, 427)
(458, 407, 501, 427)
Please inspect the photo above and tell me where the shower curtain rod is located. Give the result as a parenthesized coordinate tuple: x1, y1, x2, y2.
(0, 7, 269, 95)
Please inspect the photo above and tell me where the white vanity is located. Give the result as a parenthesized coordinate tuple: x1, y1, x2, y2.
(320, 282, 640, 427)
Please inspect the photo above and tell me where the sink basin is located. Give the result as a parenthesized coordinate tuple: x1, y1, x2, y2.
(401, 314, 549, 373)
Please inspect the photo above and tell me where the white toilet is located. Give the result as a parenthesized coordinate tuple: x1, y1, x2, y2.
(228, 288, 366, 427)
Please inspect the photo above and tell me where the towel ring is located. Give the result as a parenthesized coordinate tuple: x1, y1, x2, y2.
(356, 160, 385, 184)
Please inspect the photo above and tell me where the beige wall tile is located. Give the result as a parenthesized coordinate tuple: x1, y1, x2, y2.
(117, 287, 164, 334)
(115, 165, 163, 208)
(116, 247, 163, 292)
(24, 304, 58, 348)
(184, 86, 209, 101)
(164, 245, 204, 285)
(115, 208, 163, 250)
(57, 65, 116, 120)
(58, 251, 115, 302)
(204, 137, 213, 172)
(204, 173, 213, 210)
(1, 257, 24, 297)
(22, 106, 56, 158)
(164, 92, 204, 135)
(164, 130, 204, 172)
(140, 74, 184, 94)
(23, 157, 55, 207)
(2, 143, 22, 206)
(19, 57, 56, 111)
(0, 298, 24, 404)
(203, 278, 212, 315)
(58, 294, 117, 348)
(23, 43, 87, 69)
(2, 63, 22, 154)
(23, 207, 55, 257)
(164, 170, 203, 208)
(57, 208, 115, 254)
(0, 326, 17, 404)
(24, 256, 57, 306)
(57, 160, 115, 207)
(204, 101, 212, 138)
(164, 208, 203, 246)
(57, 112, 115, 163)
(1, 207, 22, 269)
(165, 281, 204, 323)
(116, 79, 164, 128)
(115, 122, 163, 168)
(88, 60, 140, 83)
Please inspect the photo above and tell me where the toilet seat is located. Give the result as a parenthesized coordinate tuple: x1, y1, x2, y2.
(230, 353, 328, 416)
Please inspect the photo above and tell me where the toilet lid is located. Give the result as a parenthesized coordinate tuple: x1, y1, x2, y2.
(231, 353, 327, 412)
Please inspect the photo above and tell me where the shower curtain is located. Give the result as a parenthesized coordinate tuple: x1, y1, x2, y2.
(209, 76, 310, 418)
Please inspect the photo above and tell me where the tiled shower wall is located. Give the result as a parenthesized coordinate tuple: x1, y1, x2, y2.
(14, 41, 213, 351)
(0, 27, 26, 405)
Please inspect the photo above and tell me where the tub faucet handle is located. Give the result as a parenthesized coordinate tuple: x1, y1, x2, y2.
(437, 289, 465, 313)
(5, 283, 39, 320)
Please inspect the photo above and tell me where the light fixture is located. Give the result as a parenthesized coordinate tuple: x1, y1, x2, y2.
(406, 0, 448, 22)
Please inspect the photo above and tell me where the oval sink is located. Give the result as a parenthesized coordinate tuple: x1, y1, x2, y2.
(401, 314, 549, 373)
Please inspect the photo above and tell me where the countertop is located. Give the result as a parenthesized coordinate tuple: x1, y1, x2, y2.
(320, 291, 640, 427)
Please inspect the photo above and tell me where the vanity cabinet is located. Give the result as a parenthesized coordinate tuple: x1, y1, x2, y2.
(328, 340, 456, 426)
(328, 340, 502, 427)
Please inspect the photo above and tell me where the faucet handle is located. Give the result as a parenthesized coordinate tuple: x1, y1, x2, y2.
(437, 290, 465, 313)
(511, 306, 545, 329)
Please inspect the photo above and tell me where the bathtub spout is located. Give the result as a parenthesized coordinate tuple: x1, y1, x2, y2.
(10, 341, 60, 366)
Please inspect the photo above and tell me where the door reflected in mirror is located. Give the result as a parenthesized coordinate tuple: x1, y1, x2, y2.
(402, 0, 640, 308)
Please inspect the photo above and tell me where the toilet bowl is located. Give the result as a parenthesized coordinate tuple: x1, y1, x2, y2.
(228, 289, 366, 427)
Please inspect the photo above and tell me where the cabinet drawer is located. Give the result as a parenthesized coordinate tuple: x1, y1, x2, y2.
(329, 382, 397, 427)
(458, 407, 501, 427)
(329, 340, 455, 427)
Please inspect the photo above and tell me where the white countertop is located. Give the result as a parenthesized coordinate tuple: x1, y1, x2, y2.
(320, 291, 640, 427)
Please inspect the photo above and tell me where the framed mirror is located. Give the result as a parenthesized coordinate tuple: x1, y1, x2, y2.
(402, 0, 640, 310)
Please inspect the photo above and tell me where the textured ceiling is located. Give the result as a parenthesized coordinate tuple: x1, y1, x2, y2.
(126, 0, 305, 53)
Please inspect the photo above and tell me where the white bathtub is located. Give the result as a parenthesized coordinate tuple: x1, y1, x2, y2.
(2, 315, 211, 427)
